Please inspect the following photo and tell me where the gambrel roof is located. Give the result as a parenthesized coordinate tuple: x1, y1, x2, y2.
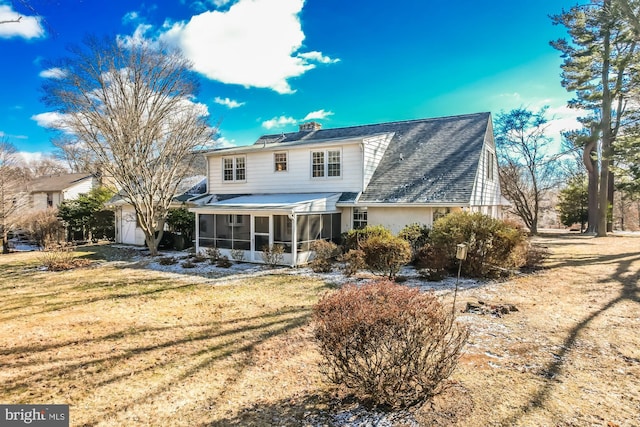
(253, 112, 491, 204)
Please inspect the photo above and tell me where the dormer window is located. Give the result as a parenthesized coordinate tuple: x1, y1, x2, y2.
(274, 152, 287, 172)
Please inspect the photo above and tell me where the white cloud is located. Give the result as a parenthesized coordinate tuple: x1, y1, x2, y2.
(158, 0, 338, 94)
(214, 96, 245, 109)
(297, 51, 340, 64)
(122, 11, 140, 24)
(18, 151, 44, 163)
(215, 135, 236, 147)
(303, 109, 333, 121)
(262, 115, 296, 129)
(39, 67, 66, 79)
(545, 105, 585, 140)
(0, 4, 45, 39)
(31, 111, 67, 129)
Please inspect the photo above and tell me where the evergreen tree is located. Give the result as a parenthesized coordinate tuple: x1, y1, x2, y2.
(558, 175, 590, 232)
(551, 0, 640, 236)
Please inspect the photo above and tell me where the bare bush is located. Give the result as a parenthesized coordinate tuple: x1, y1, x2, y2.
(39, 243, 91, 271)
(313, 280, 469, 409)
(261, 244, 284, 267)
(20, 209, 65, 248)
(204, 247, 220, 264)
(309, 240, 339, 273)
(216, 255, 232, 268)
(338, 249, 366, 277)
(230, 248, 245, 262)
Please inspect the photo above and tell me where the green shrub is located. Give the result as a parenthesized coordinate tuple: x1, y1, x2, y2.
(313, 280, 469, 409)
(309, 240, 339, 273)
(430, 211, 526, 277)
(342, 225, 393, 251)
(261, 244, 285, 267)
(338, 249, 366, 277)
(398, 223, 430, 258)
(360, 235, 412, 279)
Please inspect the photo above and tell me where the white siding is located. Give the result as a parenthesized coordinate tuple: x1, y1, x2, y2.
(208, 143, 365, 195)
(62, 177, 95, 201)
(30, 192, 61, 211)
(367, 207, 433, 234)
(469, 122, 502, 217)
(362, 133, 393, 189)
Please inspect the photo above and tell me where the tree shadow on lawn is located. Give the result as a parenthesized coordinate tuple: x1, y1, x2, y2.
(0, 277, 198, 322)
(1, 305, 313, 426)
(499, 242, 640, 425)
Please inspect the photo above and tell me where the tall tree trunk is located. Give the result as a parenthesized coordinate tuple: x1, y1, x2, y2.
(584, 138, 599, 234)
(598, 0, 612, 237)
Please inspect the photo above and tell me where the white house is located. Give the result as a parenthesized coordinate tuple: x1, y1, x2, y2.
(28, 173, 96, 211)
(191, 112, 504, 266)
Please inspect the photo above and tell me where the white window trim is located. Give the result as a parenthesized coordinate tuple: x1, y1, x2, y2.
(310, 148, 342, 179)
(274, 151, 288, 173)
(222, 156, 247, 183)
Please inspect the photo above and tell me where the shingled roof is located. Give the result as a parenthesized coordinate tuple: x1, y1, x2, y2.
(255, 112, 491, 204)
(29, 173, 94, 193)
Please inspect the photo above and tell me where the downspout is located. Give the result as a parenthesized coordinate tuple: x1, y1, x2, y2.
(195, 212, 200, 254)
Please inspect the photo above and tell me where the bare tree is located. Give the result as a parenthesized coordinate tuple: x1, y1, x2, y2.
(0, 140, 30, 253)
(41, 36, 214, 255)
(494, 107, 560, 234)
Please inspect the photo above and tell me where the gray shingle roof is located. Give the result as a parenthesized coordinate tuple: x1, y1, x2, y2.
(256, 112, 491, 204)
(30, 173, 94, 193)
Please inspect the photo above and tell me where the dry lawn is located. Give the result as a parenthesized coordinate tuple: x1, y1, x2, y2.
(0, 233, 638, 426)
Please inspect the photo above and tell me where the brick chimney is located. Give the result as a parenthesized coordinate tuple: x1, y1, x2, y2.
(299, 121, 322, 132)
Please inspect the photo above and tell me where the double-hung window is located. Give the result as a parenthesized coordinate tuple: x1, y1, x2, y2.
(223, 156, 246, 182)
(274, 152, 287, 172)
(311, 149, 341, 178)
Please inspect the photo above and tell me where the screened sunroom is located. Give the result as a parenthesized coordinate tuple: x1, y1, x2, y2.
(191, 193, 343, 266)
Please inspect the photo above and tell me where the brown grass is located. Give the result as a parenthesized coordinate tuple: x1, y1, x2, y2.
(1, 234, 639, 426)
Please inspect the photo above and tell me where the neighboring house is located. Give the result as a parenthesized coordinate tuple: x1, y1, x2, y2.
(28, 173, 96, 211)
(109, 176, 207, 246)
(191, 112, 504, 266)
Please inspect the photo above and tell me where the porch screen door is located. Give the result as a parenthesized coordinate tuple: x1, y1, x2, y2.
(254, 216, 270, 260)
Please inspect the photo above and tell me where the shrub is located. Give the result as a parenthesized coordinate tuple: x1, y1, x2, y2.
(309, 240, 339, 273)
(158, 256, 177, 265)
(230, 248, 245, 262)
(429, 212, 526, 277)
(20, 209, 65, 248)
(398, 223, 430, 258)
(39, 244, 91, 271)
(205, 247, 220, 263)
(338, 249, 366, 277)
(261, 244, 285, 267)
(181, 260, 196, 268)
(190, 253, 207, 263)
(511, 240, 549, 270)
(360, 235, 412, 279)
(313, 280, 469, 409)
(342, 225, 393, 251)
(415, 243, 449, 281)
(216, 255, 232, 268)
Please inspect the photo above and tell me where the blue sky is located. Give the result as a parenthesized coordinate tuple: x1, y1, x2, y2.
(1, 0, 581, 160)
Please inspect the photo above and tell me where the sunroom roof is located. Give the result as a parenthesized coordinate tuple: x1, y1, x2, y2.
(190, 193, 342, 213)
